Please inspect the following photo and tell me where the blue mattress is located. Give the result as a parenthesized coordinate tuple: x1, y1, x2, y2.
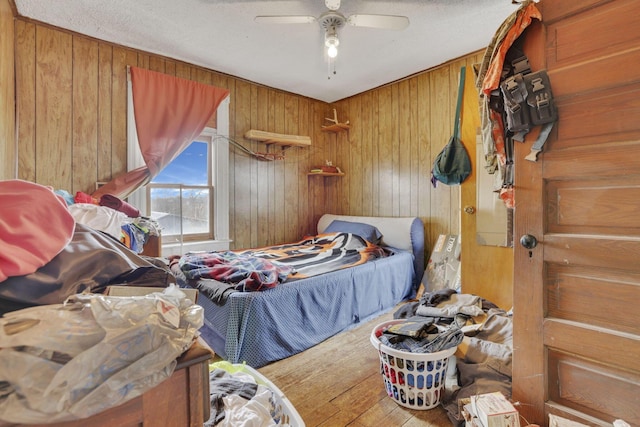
(189, 249, 415, 368)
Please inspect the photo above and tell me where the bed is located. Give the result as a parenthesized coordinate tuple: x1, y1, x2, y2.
(172, 214, 425, 368)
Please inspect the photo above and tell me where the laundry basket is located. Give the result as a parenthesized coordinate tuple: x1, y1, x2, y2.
(209, 362, 305, 426)
(370, 319, 457, 410)
(242, 365, 305, 426)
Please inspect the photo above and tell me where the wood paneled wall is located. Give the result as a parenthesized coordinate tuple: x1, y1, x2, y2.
(331, 53, 482, 250)
(12, 18, 327, 249)
(0, 0, 15, 180)
(11, 14, 480, 254)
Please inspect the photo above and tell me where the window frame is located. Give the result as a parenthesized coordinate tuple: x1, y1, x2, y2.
(145, 130, 216, 243)
(126, 77, 230, 254)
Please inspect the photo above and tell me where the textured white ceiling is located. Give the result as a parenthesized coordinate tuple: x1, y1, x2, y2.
(14, 0, 518, 103)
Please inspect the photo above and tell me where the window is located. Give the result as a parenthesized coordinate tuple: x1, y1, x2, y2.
(147, 131, 214, 243)
(126, 79, 230, 254)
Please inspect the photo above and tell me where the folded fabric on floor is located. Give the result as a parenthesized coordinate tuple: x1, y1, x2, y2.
(416, 292, 484, 318)
(393, 293, 513, 427)
(443, 308, 513, 426)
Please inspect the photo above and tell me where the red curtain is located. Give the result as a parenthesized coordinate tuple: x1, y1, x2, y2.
(93, 67, 230, 199)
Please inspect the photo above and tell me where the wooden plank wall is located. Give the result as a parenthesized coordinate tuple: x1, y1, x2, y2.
(0, 0, 15, 180)
(13, 18, 325, 249)
(11, 15, 480, 254)
(331, 53, 482, 250)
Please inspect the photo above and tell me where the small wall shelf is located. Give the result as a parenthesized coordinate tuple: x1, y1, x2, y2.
(307, 172, 345, 177)
(321, 123, 350, 133)
(244, 129, 311, 147)
(321, 109, 350, 133)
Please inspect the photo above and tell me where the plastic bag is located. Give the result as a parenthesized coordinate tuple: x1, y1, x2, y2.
(0, 285, 203, 424)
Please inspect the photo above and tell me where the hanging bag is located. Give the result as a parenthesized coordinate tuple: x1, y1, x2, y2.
(431, 67, 472, 186)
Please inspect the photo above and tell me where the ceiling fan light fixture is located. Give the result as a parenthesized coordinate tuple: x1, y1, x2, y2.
(325, 28, 340, 58)
(325, 35, 339, 58)
(255, 3, 409, 66)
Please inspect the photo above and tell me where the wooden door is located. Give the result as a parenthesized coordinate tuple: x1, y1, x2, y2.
(513, 1, 640, 425)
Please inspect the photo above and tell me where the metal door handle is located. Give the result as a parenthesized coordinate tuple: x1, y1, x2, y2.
(520, 234, 538, 249)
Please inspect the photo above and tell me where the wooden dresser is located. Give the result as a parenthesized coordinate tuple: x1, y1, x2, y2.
(140, 233, 162, 258)
(0, 341, 212, 427)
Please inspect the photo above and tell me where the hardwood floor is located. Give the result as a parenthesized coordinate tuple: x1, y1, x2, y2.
(258, 302, 453, 427)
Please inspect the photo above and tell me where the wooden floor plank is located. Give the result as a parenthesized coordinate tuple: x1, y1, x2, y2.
(259, 303, 453, 427)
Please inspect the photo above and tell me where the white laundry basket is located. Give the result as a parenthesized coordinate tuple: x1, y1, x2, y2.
(210, 362, 305, 426)
(242, 365, 305, 426)
(370, 319, 457, 410)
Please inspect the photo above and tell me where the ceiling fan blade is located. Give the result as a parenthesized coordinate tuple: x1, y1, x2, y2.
(347, 14, 409, 30)
(254, 15, 316, 24)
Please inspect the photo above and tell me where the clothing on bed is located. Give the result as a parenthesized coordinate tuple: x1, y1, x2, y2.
(99, 193, 140, 217)
(178, 232, 388, 291)
(176, 215, 424, 368)
(0, 180, 75, 282)
(67, 202, 159, 254)
(68, 203, 129, 241)
(0, 223, 174, 315)
(242, 232, 387, 279)
(180, 251, 293, 291)
(180, 272, 237, 305)
(185, 249, 415, 368)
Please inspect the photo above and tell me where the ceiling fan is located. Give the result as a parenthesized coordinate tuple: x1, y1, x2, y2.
(255, 0, 409, 59)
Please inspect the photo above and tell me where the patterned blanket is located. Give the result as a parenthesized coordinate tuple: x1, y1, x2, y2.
(178, 232, 388, 291)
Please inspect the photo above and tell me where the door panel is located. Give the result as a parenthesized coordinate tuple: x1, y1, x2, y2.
(513, 0, 640, 425)
(546, 264, 640, 335)
(547, 178, 640, 232)
(547, 351, 640, 424)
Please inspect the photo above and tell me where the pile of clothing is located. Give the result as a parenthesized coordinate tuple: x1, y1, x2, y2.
(395, 289, 513, 427)
(56, 188, 160, 253)
(206, 362, 298, 427)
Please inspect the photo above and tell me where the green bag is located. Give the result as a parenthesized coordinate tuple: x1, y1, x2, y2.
(431, 67, 472, 186)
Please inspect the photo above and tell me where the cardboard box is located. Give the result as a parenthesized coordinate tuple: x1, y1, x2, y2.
(471, 392, 520, 427)
(462, 402, 484, 427)
(106, 285, 198, 303)
(424, 234, 461, 292)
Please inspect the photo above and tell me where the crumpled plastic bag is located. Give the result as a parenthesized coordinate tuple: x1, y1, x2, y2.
(0, 284, 203, 424)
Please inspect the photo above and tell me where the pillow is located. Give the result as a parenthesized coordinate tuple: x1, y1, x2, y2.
(324, 220, 383, 244)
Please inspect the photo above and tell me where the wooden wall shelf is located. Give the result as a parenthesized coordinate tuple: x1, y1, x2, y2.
(307, 172, 345, 177)
(244, 129, 311, 147)
(321, 123, 350, 133)
(321, 109, 350, 133)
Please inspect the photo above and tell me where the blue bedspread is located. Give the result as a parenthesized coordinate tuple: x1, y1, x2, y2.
(186, 250, 415, 368)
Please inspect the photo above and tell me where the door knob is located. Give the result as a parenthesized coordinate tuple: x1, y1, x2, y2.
(520, 234, 538, 249)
